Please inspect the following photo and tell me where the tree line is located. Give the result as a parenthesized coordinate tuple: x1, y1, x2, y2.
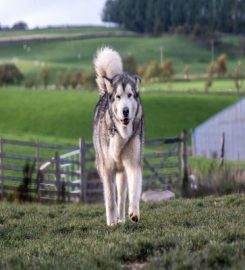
(102, 0, 244, 34)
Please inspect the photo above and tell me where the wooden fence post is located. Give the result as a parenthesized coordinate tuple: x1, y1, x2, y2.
(0, 138, 3, 198)
(220, 132, 225, 167)
(177, 134, 182, 185)
(79, 138, 87, 203)
(182, 129, 189, 197)
(55, 151, 61, 201)
(35, 139, 40, 199)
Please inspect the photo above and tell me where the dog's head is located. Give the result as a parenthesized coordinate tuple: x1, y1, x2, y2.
(104, 73, 141, 126)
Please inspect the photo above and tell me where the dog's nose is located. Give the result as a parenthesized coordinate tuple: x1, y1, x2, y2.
(123, 107, 129, 117)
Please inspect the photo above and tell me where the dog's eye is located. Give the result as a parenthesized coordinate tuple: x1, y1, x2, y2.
(128, 93, 132, 98)
(116, 95, 121, 99)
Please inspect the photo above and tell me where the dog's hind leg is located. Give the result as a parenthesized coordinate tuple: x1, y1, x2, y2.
(102, 173, 118, 226)
(116, 172, 127, 224)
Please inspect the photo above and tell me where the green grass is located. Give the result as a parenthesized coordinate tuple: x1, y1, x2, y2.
(0, 26, 124, 38)
(144, 78, 245, 92)
(0, 194, 244, 269)
(0, 34, 244, 81)
(189, 156, 245, 175)
(0, 87, 239, 143)
(221, 35, 241, 47)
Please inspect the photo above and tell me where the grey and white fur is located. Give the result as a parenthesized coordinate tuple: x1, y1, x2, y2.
(93, 47, 144, 226)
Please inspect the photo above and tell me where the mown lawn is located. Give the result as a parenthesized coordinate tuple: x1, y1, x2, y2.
(0, 88, 239, 143)
(0, 194, 244, 269)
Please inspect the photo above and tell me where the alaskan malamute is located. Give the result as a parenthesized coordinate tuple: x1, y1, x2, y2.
(93, 47, 144, 226)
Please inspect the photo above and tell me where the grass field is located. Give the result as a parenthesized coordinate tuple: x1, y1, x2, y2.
(144, 78, 244, 92)
(0, 33, 244, 82)
(0, 87, 239, 143)
(0, 26, 124, 38)
(0, 28, 244, 270)
(0, 194, 244, 269)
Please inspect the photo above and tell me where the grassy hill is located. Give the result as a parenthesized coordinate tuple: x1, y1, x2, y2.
(0, 194, 244, 269)
(0, 29, 244, 82)
(0, 87, 239, 143)
(0, 26, 124, 38)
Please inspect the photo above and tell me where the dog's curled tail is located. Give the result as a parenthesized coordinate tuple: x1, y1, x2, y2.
(94, 47, 123, 95)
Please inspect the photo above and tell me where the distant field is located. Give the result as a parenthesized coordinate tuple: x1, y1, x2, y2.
(0, 26, 124, 38)
(144, 78, 244, 92)
(0, 88, 239, 143)
(0, 194, 244, 269)
(0, 32, 243, 82)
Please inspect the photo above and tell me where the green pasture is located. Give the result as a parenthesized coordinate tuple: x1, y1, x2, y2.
(0, 34, 243, 81)
(0, 88, 239, 143)
(144, 78, 244, 92)
(0, 26, 123, 38)
(0, 194, 244, 269)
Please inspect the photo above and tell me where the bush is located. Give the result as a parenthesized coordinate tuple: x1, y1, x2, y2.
(24, 78, 37, 88)
(143, 60, 175, 82)
(160, 59, 175, 81)
(234, 61, 243, 93)
(206, 54, 228, 80)
(123, 54, 138, 74)
(136, 65, 145, 78)
(0, 64, 24, 86)
(12, 21, 28, 30)
(55, 70, 95, 89)
(183, 65, 191, 80)
(216, 54, 227, 77)
(82, 71, 96, 88)
(189, 160, 245, 197)
(173, 24, 192, 35)
(143, 62, 161, 81)
(40, 64, 50, 88)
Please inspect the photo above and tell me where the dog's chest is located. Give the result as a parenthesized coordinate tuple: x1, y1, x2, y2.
(108, 134, 127, 164)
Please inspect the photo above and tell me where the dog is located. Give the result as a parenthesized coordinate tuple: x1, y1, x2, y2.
(93, 47, 144, 226)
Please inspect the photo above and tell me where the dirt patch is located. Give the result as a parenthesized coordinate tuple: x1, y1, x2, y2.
(121, 262, 148, 270)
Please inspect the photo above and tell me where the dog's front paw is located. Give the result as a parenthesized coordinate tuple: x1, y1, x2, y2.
(129, 205, 140, 223)
(107, 222, 117, 226)
(129, 212, 139, 223)
(118, 218, 125, 224)
(128, 205, 140, 223)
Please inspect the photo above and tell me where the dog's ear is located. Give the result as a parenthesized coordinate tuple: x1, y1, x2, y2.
(134, 75, 141, 92)
(103, 76, 113, 94)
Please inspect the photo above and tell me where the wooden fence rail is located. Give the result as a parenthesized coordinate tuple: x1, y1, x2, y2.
(0, 131, 188, 203)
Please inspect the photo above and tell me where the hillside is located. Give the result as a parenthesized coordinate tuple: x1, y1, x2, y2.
(0, 29, 244, 82)
(0, 88, 239, 143)
(0, 194, 244, 269)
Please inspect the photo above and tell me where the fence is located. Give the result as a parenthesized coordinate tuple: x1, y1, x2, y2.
(0, 131, 188, 203)
(0, 138, 80, 202)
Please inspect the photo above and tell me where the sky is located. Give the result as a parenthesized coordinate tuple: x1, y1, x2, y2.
(0, 0, 107, 29)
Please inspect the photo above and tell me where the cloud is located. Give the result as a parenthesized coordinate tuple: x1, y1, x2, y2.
(0, 0, 106, 28)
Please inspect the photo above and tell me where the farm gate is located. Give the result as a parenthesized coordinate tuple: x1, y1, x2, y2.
(0, 131, 188, 203)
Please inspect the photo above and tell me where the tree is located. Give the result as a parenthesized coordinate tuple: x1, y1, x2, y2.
(183, 65, 191, 80)
(143, 62, 161, 81)
(102, 0, 122, 25)
(159, 59, 175, 81)
(12, 21, 28, 30)
(239, 37, 245, 56)
(40, 64, 50, 88)
(123, 54, 138, 74)
(0, 64, 24, 86)
(101, 0, 244, 34)
(234, 61, 243, 94)
(216, 54, 227, 77)
(205, 61, 217, 93)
